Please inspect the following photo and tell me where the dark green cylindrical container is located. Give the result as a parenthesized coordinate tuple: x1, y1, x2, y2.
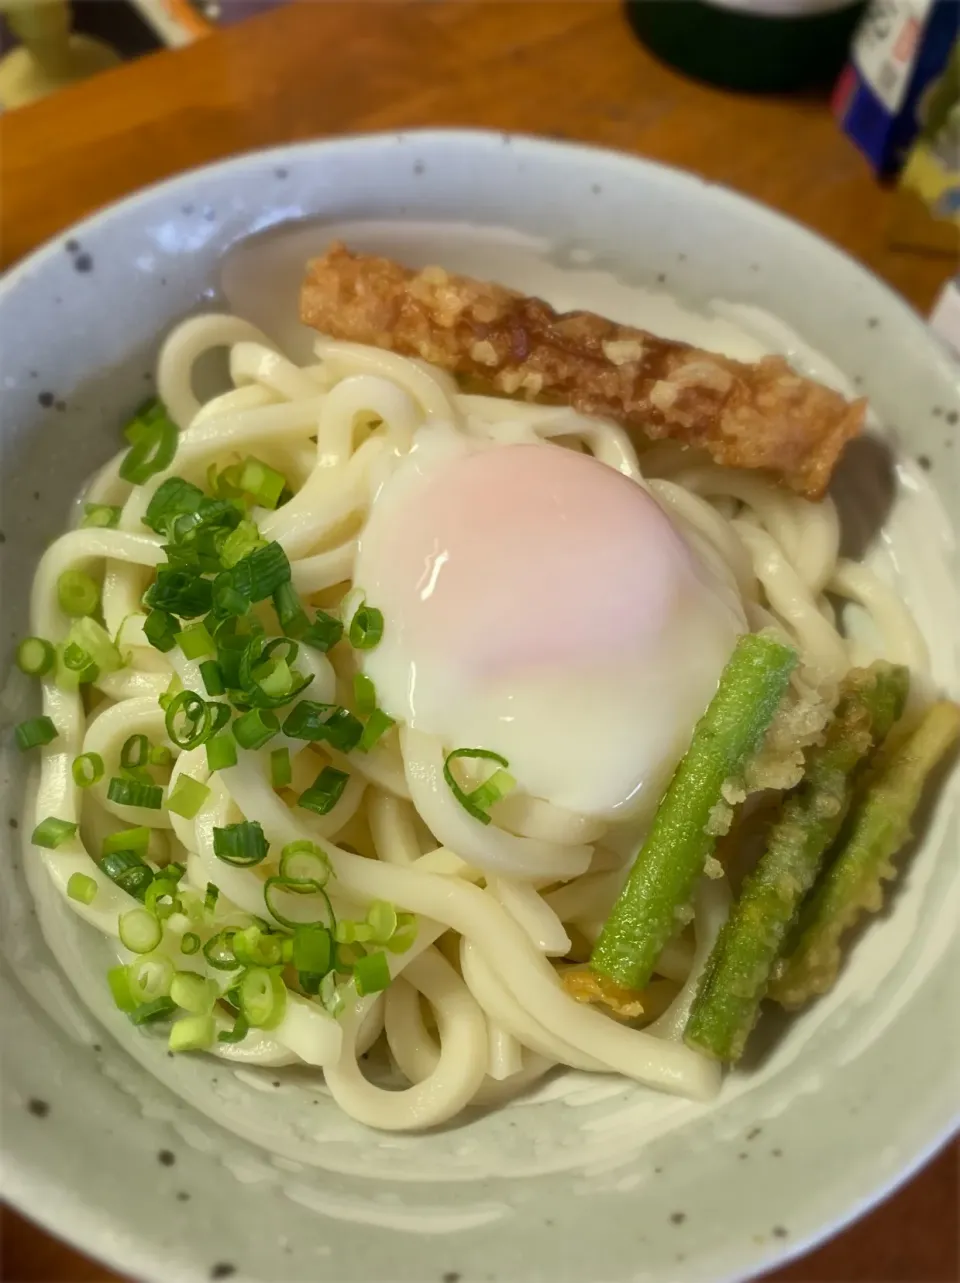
(624, 0, 866, 94)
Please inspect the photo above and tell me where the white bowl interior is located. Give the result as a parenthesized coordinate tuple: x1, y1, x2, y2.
(1, 132, 958, 1283)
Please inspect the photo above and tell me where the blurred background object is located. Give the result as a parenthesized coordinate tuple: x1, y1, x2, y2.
(0, 0, 120, 109)
(623, 0, 867, 93)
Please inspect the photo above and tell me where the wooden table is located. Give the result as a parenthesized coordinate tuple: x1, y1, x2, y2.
(0, 3, 956, 1280)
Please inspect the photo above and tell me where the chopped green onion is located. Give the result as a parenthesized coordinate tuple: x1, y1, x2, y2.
(164, 690, 216, 751)
(108, 965, 136, 1012)
(443, 748, 514, 825)
(263, 875, 335, 930)
(204, 882, 220, 916)
(232, 924, 285, 968)
(270, 747, 292, 789)
(143, 608, 178, 653)
(67, 617, 123, 674)
(319, 971, 343, 1017)
(279, 841, 331, 888)
(129, 996, 177, 1025)
(199, 659, 225, 696)
(149, 743, 173, 767)
(143, 477, 204, 536)
(72, 752, 104, 788)
(169, 1013, 215, 1052)
(57, 569, 100, 618)
(61, 642, 95, 676)
(176, 622, 216, 660)
(15, 715, 58, 752)
(213, 819, 269, 866)
(292, 923, 333, 975)
(282, 701, 363, 752)
(385, 912, 418, 954)
(99, 850, 153, 899)
(273, 581, 309, 639)
(102, 826, 150, 856)
(218, 1011, 249, 1044)
(232, 708, 280, 750)
(239, 457, 286, 509)
(202, 928, 238, 970)
(82, 503, 121, 529)
(127, 953, 174, 1003)
(181, 931, 201, 955)
(107, 776, 163, 810)
(353, 673, 377, 715)
(353, 951, 391, 996)
(170, 971, 216, 1014)
(219, 519, 264, 570)
(298, 766, 349, 816)
(120, 734, 149, 769)
(359, 708, 396, 754)
(301, 610, 343, 653)
(32, 816, 77, 848)
(67, 871, 98, 904)
(238, 967, 287, 1029)
(16, 637, 56, 677)
(144, 875, 180, 920)
(145, 567, 212, 619)
(335, 918, 372, 945)
(229, 540, 291, 602)
(206, 733, 238, 773)
(366, 900, 398, 944)
(349, 605, 384, 651)
(165, 776, 210, 819)
(118, 908, 162, 954)
(119, 400, 178, 485)
(211, 573, 250, 619)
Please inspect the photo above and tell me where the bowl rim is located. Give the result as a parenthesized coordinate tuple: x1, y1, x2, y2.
(1, 126, 958, 1283)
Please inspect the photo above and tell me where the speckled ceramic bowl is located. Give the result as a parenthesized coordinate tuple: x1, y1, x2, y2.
(1, 132, 958, 1283)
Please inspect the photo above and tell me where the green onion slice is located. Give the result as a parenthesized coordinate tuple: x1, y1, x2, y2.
(353, 950, 391, 996)
(118, 908, 163, 954)
(144, 609, 179, 654)
(82, 503, 121, 529)
(443, 748, 515, 825)
(349, 605, 384, 651)
(232, 707, 280, 750)
(180, 931, 201, 955)
(203, 928, 239, 971)
(128, 996, 177, 1026)
(170, 971, 216, 1014)
(16, 637, 56, 677)
(282, 701, 362, 751)
(270, 747, 292, 789)
(107, 776, 163, 810)
(67, 871, 98, 904)
(32, 816, 78, 848)
(217, 1011, 249, 1044)
(297, 766, 349, 816)
(229, 541, 291, 603)
(143, 477, 204, 536)
(165, 776, 210, 820)
(239, 457, 286, 509)
(301, 610, 343, 653)
(291, 923, 333, 976)
(15, 715, 58, 752)
(127, 953, 174, 1005)
(353, 673, 377, 715)
(199, 659, 225, 696)
(385, 912, 418, 954)
(213, 819, 269, 867)
(169, 1013, 215, 1052)
(263, 875, 335, 931)
(176, 622, 216, 661)
(279, 841, 332, 887)
(206, 733, 238, 773)
(120, 734, 149, 769)
(119, 400, 178, 485)
(108, 965, 137, 1012)
(72, 752, 104, 788)
(273, 581, 308, 640)
(57, 569, 100, 618)
(359, 708, 395, 754)
(238, 967, 287, 1030)
(102, 826, 150, 856)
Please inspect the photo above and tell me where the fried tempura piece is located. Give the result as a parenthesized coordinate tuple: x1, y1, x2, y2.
(562, 967, 646, 1021)
(300, 243, 865, 499)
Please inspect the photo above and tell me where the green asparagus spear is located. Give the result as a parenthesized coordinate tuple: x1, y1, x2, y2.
(590, 633, 797, 991)
(770, 699, 960, 1010)
(683, 663, 909, 1063)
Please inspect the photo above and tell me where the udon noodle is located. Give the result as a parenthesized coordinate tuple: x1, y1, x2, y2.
(26, 313, 928, 1130)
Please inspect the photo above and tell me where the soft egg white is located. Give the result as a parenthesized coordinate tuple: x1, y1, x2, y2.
(353, 426, 745, 821)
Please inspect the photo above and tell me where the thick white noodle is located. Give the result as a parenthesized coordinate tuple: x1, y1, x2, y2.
(25, 317, 918, 1128)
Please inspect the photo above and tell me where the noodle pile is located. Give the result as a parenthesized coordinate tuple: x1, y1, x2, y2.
(26, 313, 928, 1130)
